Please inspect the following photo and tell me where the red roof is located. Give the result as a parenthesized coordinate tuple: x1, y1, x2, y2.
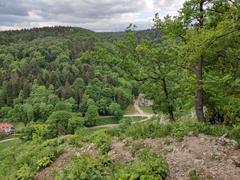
(0, 123, 14, 129)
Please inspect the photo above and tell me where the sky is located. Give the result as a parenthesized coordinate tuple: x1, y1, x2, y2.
(0, 0, 185, 32)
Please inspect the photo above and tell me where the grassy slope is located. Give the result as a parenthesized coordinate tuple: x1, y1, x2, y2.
(124, 104, 137, 114)
(0, 139, 21, 151)
(1, 118, 240, 179)
(140, 106, 154, 114)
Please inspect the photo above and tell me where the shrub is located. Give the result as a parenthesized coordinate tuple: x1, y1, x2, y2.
(21, 123, 54, 141)
(117, 149, 169, 180)
(199, 123, 229, 137)
(105, 127, 121, 137)
(20, 123, 36, 141)
(14, 165, 35, 180)
(124, 121, 172, 139)
(36, 156, 53, 170)
(119, 118, 132, 132)
(0, 106, 12, 119)
(90, 131, 112, 154)
(57, 154, 114, 179)
(55, 150, 169, 180)
(171, 120, 200, 140)
(0, 130, 8, 140)
(230, 125, 240, 143)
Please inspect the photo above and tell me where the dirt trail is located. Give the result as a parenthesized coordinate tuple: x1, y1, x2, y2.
(90, 97, 154, 129)
(0, 138, 17, 143)
(35, 148, 76, 180)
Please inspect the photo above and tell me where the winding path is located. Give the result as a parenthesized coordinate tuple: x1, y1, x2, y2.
(90, 97, 154, 129)
(0, 138, 17, 144)
(0, 97, 154, 142)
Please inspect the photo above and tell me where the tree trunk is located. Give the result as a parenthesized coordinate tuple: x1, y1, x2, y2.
(194, 56, 205, 121)
(162, 78, 174, 122)
(194, 1, 205, 121)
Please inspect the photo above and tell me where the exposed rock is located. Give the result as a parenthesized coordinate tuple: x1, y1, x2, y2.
(108, 139, 133, 164)
(144, 134, 240, 180)
(80, 143, 98, 155)
(215, 134, 238, 149)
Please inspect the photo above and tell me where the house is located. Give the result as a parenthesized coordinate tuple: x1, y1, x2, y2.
(0, 123, 15, 133)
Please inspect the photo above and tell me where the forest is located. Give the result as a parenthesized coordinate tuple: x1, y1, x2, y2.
(0, 0, 240, 179)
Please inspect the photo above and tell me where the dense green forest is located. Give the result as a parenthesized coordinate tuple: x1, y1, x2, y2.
(0, 26, 140, 127)
(1, 0, 240, 179)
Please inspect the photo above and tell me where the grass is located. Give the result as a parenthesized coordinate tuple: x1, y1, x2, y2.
(0, 137, 66, 179)
(123, 116, 146, 122)
(140, 106, 154, 114)
(13, 122, 25, 131)
(1, 118, 240, 179)
(124, 104, 137, 114)
(0, 139, 21, 152)
(96, 117, 119, 126)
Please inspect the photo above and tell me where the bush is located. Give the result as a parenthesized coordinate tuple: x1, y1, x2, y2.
(56, 154, 114, 179)
(230, 125, 240, 143)
(124, 121, 172, 139)
(0, 130, 8, 140)
(171, 120, 201, 140)
(0, 106, 12, 119)
(21, 123, 53, 141)
(119, 118, 132, 131)
(55, 150, 169, 180)
(199, 123, 229, 137)
(0, 137, 65, 179)
(20, 123, 36, 141)
(117, 149, 169, 180)
(122, 119, 232, 141)
(14, 165, 35, 180)
(36, 156, 53, 170)
(90, 131, 112, 154)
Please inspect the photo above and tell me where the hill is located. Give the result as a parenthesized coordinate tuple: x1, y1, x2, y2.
(1, 0, 240, 177)
(0, 26, 95, 45)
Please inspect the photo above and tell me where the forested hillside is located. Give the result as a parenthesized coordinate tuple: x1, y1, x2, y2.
(1, 0, 240, 179)
(0, 26, 141, 128)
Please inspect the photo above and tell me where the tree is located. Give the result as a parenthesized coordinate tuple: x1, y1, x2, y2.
(84, 99, 99, 127)
(154, 0, 240, 122)
(98, 98, 112, 115)
(68, 116, 84, 134)
(47, 111, 72, 136)
(109, 102, 123, 120)
(114, 87, 132, 110)
(72, 78, 85, 110)
(117, 26, 180, 121)
(54, 101, 72, 112)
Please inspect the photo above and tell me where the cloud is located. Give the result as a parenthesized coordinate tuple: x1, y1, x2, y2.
(0, 0, 185, 31)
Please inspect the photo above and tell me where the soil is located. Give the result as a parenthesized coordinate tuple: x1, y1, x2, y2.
(35, 143, 99, 180)
(107, 134, 240, 180)
(36, 133, 240, 180)
(108, 138, 133, 164)
(35, 148, 76, 180)
(144, 134, 240, 180)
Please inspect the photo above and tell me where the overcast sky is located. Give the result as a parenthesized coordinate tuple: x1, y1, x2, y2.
(0, 0, 185, 32)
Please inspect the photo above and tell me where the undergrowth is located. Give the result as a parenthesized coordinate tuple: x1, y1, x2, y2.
(55, 149, 169, 180)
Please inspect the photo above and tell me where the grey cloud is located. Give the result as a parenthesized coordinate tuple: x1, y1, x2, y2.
(0, 0, 183, 31)
(0, 0, 29, 16)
